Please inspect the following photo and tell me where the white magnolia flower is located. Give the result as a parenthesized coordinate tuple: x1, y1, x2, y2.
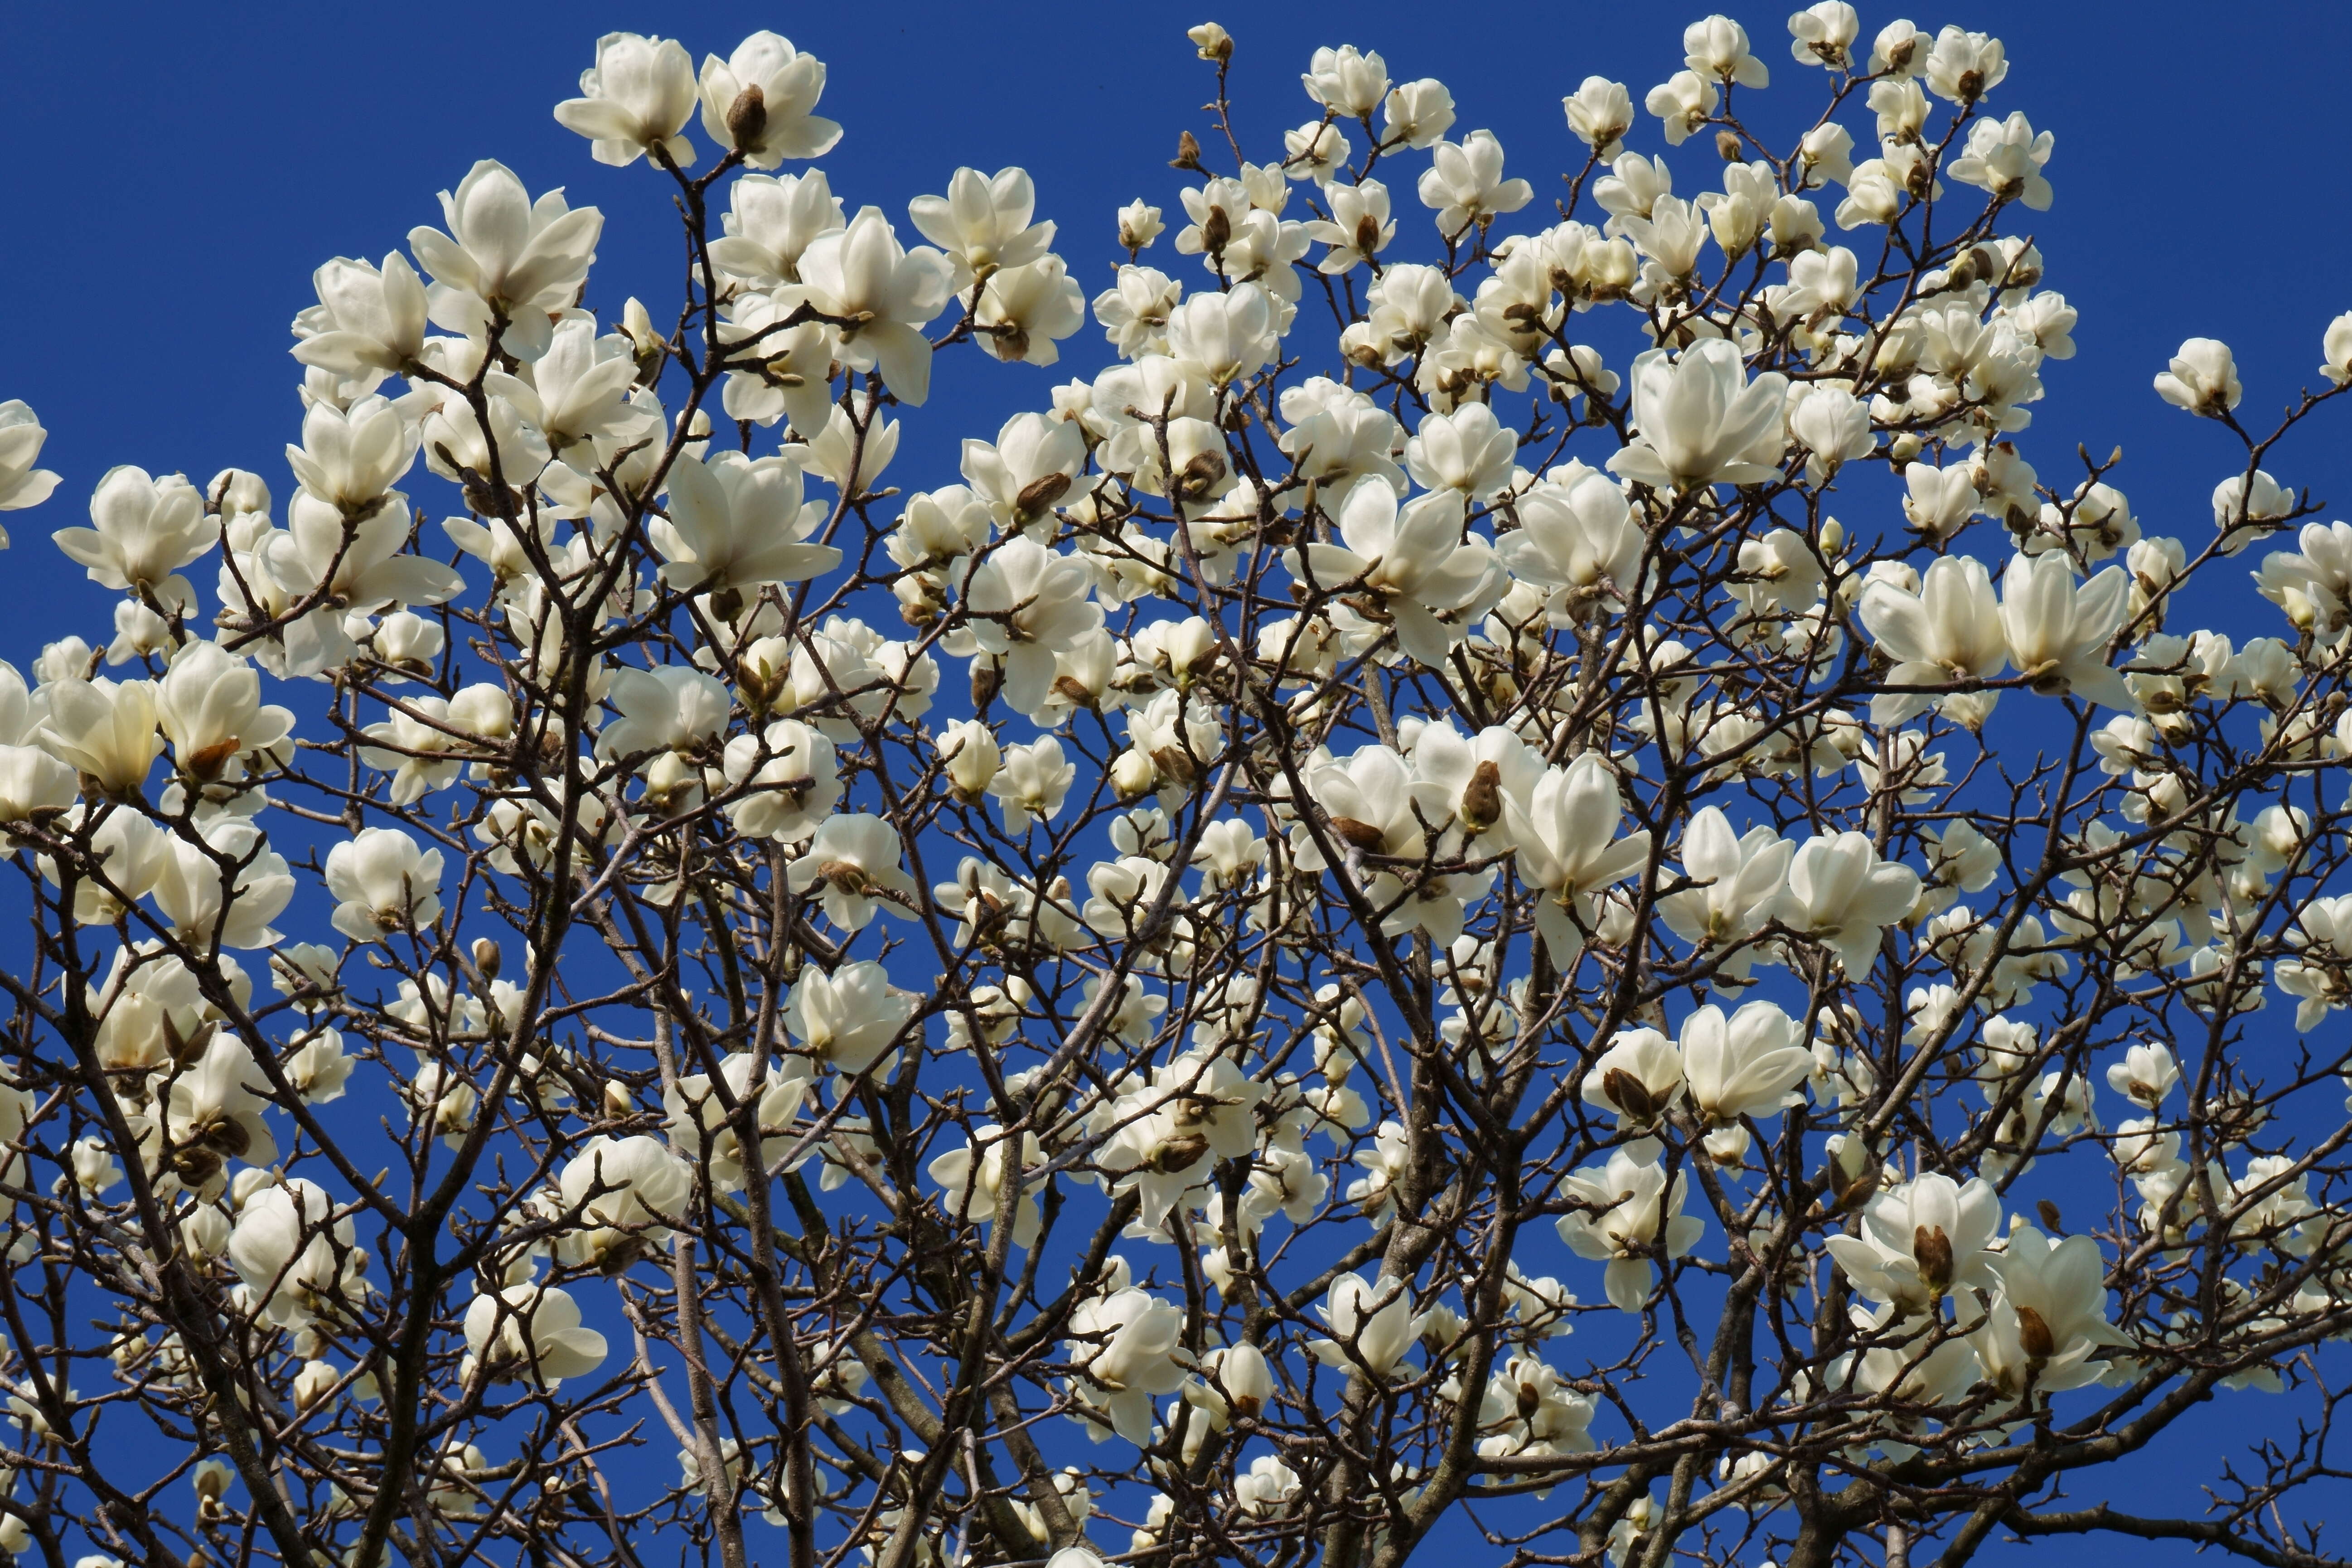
(929, 1124, 1045, 1247)
(39, 678, 164, 795)
(293, 253, 429, 379)
(227, 1178, 367, 1328)
(407, 160, 603, 361)
(785, 961, 915, 1075)
(323, 826, 444, 940)
(651, 449, 839, 594)
(1563, 77, 1635, 158)
(1582, 1026, 1684, 1127)
(1659, 807, 1790, 970)
(1970, 1224, 2128, 1395)
(1999, 552, 2132, 710)
(557, 1134, 693, 1268)
(1506, 755, 1653, 965)
(962, 538, 1106, 713)
(785, 813, 916, 930)
(156, 641, 293, 781)
(1608, 340, 1790, 490)
(1284, 480, 1500, 667)
(2154, 338, 2242, 418)
(1858, 555, 2008, 726)
(1308, 1273, 1420, 1377)
(1770, 832, 1921, 974)
(1417, 131, 1534, 238)
(797, 208, 954, 405)
(464, 1283, 610, 1387)
(53, 468, 213, 605)
(1556, 1138, 1704, 1311)
(697, 32, 842, 168)
(1063, 1286, 1189, 1445)
(0, 401, 61, 531)
(1680, 1002, 1809, 1124)
(910, 165, 1055, 286)
(549, 29, 693, 164)
(1825, 1170, 2000, 1315)
(597, 665, 730, 761)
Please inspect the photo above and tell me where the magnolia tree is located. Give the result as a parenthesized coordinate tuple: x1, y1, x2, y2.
(3, 10, 2352, 1568)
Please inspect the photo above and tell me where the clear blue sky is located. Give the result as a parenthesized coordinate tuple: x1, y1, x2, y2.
(3, 2, 2346, 1562)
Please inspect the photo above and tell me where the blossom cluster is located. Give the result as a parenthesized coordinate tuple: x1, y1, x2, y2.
(0, 12, 2348, 1568)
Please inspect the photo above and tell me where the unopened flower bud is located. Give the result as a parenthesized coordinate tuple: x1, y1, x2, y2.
(1187, 22, 1233, 62)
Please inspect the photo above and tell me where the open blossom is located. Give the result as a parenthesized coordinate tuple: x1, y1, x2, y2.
(1495, 467, 1643, 605)
(1643, 70, 1719, 145)
(696, 32, 842, 166)
(1999, 552, 2132, 709)
(1308, 1273, 1420, 1376)
(2154, 337, 2242, 417)
(596, 665, 730, 761)
(797, 208, 955, 405)
(39, 678, 164, 795)
(963, 411, 1087, 531)
(651, 449, 839, 593)
(962, 537, 1106, 713)
(711, 169, 843, 290)
(1417, 132, 1532, 242)
(150, 821, 295, 949)
(1771, 832, 1921, 973)
(1166, 281, 1280, 383)
(786, 961, 914, 1075)
(1582, 1026, 1684, 1127)
(1680, 1002, 1809, 1123)
(1924, 24, 2007, 103)
(1685, 15, 1768, 85)
(929, 1124, 1045, 1247)
(1506, 754, 1653, 964)
(324, 826, 443, 940)
(0, 401, 60, 529)
(1304, 179, 1395, 273)
(464, 1283, 609, 1386)
(407, 160, 603, 361)
(990, 736, 1077, 830)
(2320, 312, 2352, 386)
(1608, 340, 1789, 490)
(1563, 77, 1634, 158)
(785, 813, 916, 930)
(663, 1051, 813, 1191)
(1972, 1225, 2129, 1396)
(1302, 44, 1389, 117)
(1283, 479, 1500, 667)
(53, 468, 214, 605)
(910, 166, 1055, 286)
(1557, 1138, 1704, 1311)
(228, 1179, 368, 1328)
(1383, 77, 1456, 149)
(1117, 199, 1164, 252)
(1949, 110, 2054, 209)
(1406, 402, 1518, 498)
(1858, 555, 2008, 726)
(1660, 807, 1790, 969)
(1826, 1171, 2000, 1315)
(2106, 1040, 2180, 1107)
(557, 1135, 692, 1268)
(554, 33, 697, 168)
(972, 256, 1086, 366)
(291, 253, 429, 379)
(147, 637, 282, 776)
(1064, 1287, 1189, 1444)
(1789, 2, 1861, 67)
